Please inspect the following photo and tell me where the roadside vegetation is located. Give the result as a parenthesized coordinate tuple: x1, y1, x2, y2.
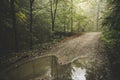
(102, 0, 120, 79)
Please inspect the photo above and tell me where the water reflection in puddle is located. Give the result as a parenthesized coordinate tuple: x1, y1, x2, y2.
(0, 56, 110, 80)
(72, 67, 86, 80)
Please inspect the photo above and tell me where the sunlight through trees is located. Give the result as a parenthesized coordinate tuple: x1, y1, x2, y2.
(0, 0, 107, 53)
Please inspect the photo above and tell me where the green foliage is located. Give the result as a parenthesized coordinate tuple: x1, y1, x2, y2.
(0, 0, 106, 54)
(16, 11, 26, 22)
(102, 0, 120, 79)
(102, 0, 120, 46)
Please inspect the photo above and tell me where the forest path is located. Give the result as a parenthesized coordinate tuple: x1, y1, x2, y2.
(47, 32, 102, 64)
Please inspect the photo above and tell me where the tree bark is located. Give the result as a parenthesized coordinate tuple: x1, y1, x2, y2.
(96, 0, 100, 31)
(10, 0, 18, 52)
(70, 0, 73, 32)
(29, 0, 34, 50)
(50, 0, 58, 31)
(71, 17, 73, 32)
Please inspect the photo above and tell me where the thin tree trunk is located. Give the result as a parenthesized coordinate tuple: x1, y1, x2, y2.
(10, 0, 18, 52)
(64, 24, 66, 35)
(29, 0, 34, 50)
(63, 17, 66, 35)
(71, 17, 73, 32)
(50, 0, 58, 31)
(78, 22, 80, 32)
(53, 0, 58, 21)
(50, 0, 54, 31)
(70, 0, 73, 32)
(96, 0, 100, 31)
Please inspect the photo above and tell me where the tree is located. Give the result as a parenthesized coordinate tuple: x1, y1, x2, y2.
(29, 0, 34, 49)
(10, 0, 18, 52)
(96, 0, 100, 31)
(70, 0, 73, 32)
(50, 0, 58, 31)
(102, 0, 120, 79)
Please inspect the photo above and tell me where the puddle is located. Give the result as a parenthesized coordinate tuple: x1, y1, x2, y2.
(72, 67, 86, 80)
(0, 55, 110, 80)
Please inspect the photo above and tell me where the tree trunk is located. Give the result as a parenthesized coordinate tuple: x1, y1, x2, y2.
(71, 17, 73, 32)
(50, 0, 58, 31)
(78, 22, 80, 32)
(96, 0, 100, 31)
(70, 0, 73, 32)
(63, 18, 66, 35)
(10, 0, 18, 52)
(29, 0, 34, 50)
(64, 24, 66, 35)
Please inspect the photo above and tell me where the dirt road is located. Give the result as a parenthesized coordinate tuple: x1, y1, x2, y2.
(0, 32, 111, 80)
(0, 32, 102, 69)
(47, 32, 102, 64)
